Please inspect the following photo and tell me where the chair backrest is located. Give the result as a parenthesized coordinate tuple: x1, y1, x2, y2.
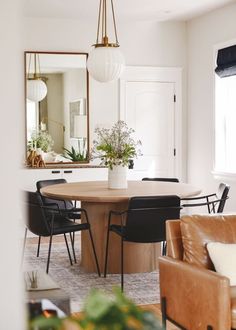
(142, 177, 179, 183)
(216, 182, 230, 213)
(124, 195, 181, 243)
(36, 179, 73, 209)
(25, 191, 51, 236)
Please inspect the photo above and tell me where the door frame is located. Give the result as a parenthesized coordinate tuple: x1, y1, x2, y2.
(119, 66, 183, 180)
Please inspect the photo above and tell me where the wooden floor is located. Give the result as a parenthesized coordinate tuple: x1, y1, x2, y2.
(72, 304, 180, 330)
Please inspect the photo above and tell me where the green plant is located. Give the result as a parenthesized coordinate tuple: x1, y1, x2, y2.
(63, 146, 87, 161)
(91, 121, 142, 170)
(30, 288, 162, 330)
(28, 130, 54, 152)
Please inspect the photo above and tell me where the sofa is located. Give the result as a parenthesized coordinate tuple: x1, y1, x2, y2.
(159, 214, 236, 330)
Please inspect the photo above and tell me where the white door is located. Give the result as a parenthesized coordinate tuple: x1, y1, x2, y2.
(123, 81, 176, 178)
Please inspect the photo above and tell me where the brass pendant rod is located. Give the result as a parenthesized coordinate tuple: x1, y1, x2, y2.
(104, 0, 107, 38)
(34, 53, 37, 78)
(102, 0, 105, 42)
(111, 0, 119, 45)
(96, 0, 102, 44)
(37, 54, 42, 78)
(93, 0, 120, 47)
(27, 53, 32, 79)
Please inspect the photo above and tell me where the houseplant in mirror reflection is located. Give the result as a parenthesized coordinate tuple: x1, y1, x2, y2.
(63, 146, 87, 162)
(91, 120, 142, 189)
(28, 130, 54, 153)
(27, 130, 54, 167)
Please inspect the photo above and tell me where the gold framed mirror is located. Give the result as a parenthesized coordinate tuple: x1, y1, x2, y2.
(24, 51, 89, 167)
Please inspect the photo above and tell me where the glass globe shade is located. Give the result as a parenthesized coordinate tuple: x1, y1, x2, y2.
(27, 79, 47, 102)
(87, 47, 125, 83)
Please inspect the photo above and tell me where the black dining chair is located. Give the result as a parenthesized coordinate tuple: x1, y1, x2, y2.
(23, 191, 100, 275)
(104, 195, 181, 291)
(142, 177, 179, 183)
(181, 182, 230, 213)
(36, 179, 80, 263)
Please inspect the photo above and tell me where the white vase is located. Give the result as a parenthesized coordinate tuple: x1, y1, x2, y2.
(108, 165, 128, 189)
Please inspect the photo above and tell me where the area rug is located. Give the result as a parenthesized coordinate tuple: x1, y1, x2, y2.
(24, 236, 160, 312)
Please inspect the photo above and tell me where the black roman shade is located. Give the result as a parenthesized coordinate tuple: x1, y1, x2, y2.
(215, 45, 236, 78)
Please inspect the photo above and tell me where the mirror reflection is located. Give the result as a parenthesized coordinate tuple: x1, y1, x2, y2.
(25, 51, 89, 165)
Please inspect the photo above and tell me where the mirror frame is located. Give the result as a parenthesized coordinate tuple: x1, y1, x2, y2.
(24, 50, 90, 167)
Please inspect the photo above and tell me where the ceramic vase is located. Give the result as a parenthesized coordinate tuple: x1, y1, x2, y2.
(108, 165, 128, 189)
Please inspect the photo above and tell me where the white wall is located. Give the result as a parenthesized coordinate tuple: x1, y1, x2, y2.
(22, 17, 187, 176)
(0, 1, 24, 329)
(187, 2, 236, 211)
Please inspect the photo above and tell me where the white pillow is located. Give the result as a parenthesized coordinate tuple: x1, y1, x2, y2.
(207, 242, 236, 286)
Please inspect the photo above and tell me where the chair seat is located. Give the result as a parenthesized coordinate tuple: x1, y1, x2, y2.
(47, 217, 89, 236)
(110, 224, 164, 243)
(67, 211, 81, 220)
(230, 286, 236, 329)
(110, 224, 126, 237)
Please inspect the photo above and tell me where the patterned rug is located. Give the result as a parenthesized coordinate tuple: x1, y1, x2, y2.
(24, 235, 160, 312)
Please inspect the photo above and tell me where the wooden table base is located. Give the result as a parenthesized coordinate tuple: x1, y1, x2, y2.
(81, 201, 160, 274)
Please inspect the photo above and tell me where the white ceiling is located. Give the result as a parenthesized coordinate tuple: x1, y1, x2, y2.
(23, 0, 235, 22)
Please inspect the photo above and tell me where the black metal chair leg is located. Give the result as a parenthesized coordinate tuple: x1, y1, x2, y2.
(69, 232, 77, 263)
(88, 228, 101, 276)
(64, 233, 73, 266)
(37, 236, 41, 257)
(161, 297, 167, 328)
(21, 227, 28, 267)
(46, 234, 53, 274)
(121, 238, 124, 292)
(104, 227, 111, 277)
(162, 241, 167, 256)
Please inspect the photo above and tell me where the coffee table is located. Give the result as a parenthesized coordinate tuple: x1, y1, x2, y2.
(26, 270, 70, 315)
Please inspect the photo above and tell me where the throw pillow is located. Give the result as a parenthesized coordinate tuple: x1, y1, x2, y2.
(207, 242, 236, 285)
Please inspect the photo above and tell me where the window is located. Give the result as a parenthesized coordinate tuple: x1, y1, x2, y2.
(214, 44, 236, 175)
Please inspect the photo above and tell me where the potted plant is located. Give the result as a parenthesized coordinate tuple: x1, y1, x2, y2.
(91, 121, 141, 189)
(30, 288, 162, 330)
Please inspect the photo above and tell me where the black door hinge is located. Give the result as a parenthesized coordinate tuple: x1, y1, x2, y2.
(174, 94, 176, 103)
(174, 148, 176, 156)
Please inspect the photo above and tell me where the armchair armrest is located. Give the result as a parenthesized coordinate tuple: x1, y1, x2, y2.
(181, 198, 222, 208)
(159, 256, 231, 330)
(181, 193, 216, 201)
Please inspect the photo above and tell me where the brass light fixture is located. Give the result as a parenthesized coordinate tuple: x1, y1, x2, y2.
(27, 53, 47, 102)
(87, 0, 125, 83)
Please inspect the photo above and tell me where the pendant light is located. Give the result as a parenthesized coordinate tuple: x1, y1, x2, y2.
(27, 53, 47, 102)
(87, 0, 125, 83)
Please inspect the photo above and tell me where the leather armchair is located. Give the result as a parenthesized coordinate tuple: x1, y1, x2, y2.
(159, 215, 236, 330)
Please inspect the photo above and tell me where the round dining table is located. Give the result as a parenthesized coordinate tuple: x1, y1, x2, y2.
(41, 180, 201, 274)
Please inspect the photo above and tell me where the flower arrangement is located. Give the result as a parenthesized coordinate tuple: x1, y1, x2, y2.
(28, 130, 54, 153)
(91, 121, 141, 170)
(30, 288, 162, 330)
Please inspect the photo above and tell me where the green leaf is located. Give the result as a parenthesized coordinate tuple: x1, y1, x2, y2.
(84, 290, 112, 320)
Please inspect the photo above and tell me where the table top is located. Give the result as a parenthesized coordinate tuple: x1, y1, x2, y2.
(41, 181, 201, 203)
